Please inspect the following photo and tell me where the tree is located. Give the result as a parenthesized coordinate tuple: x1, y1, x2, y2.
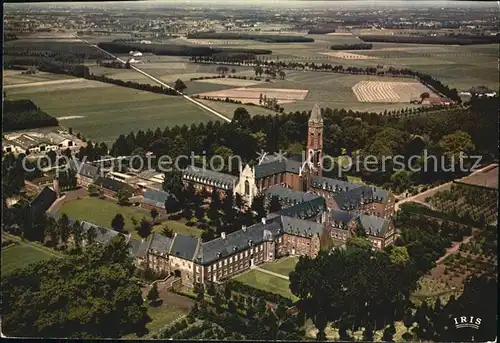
(268, 195, 282, 213)
(346, 236, 372, 251)
(87, 184, 99, 196)
(224, 282, 232, 300)
(111, 213, 125, 232)
(231, 68, 236, 74)
(0, 237, 150, 338)
(147, 283, 160, 305)
(85, 225, 97, 245)
(251, 193, 266, 219)
(383, 323, 396, 342)
(150, 208, 159, 222)
(232, 107, 251, 126)
(136, 218, 153, 240)
(174, 79, 187, 93)
(438, 130, 475, 161)
(164, 194, 180, 214)
(387, 246, 410, 265)
(161, 225, 174, 238)
(420, 92, 430, 100)
(116, 188, 131, 205)
(279, 70, 286, 80)
(58, 213, 71, 245)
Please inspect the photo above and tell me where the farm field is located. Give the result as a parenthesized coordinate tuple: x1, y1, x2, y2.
(197, 99, 278, 118)
(426, 183, 498, 224)
(1, 239, 61, 275)
(259, 256, 299, 276)
(242, 71, 423, 112)
(352, 80, 435, 103)
(196, 87, 309, 105)
(6, 81, 217, 143)
(57, 197, 201, 240)
(3, 70, 77, 86)
(193, 77, 263, 87)
(233, 269, 298, 301)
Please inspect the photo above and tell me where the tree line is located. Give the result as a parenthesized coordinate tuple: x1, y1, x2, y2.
(3, 99, 59, 131)
(359, 34, 500, 45)
(190, 58, 461, 101)
(330, 43, 373, 50)
(97, 41, 272, 56)
(186, 31, 315, 43)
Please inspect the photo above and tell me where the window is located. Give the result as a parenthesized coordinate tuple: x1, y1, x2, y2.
(278, 237, 282, 243)
(236, 255, 239, 261)
(259, 245, 263, 252)
(244, 180, 250, 195)
(245, 251, 248, 257)
(218, 261, 222, 268)
(279, 173, 284, 183)
(224, 259, 228, 266)
(229, 257, 233, 263)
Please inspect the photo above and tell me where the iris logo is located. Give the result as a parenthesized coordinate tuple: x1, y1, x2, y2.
(453, 316, 482, 330)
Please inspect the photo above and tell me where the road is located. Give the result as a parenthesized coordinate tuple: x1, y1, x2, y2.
(435, 235, 474, 264)
(395, 164, 498, 212)
(75, 35, 231, 123)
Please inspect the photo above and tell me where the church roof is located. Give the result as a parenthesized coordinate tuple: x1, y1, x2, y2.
(309, 103, 323, 122)
(182, 165, 237, 190)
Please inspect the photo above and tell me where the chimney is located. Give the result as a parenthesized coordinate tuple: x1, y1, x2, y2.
(261, 217, 266, 225)
(221, 232, 226, 240)
(53, 178, 60, 197)
(242, 225, 247, 232)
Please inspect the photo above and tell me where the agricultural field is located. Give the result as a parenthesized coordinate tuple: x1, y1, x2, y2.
(6, 80, 217, 143)
(259, 256, 299, 276)
(426, 183, 498, 224)
(1, 238, 61, 275)
(57, 197, 201, 240)
(352, 80, 435, 103)
(196, 87, 309, 105)
(233, 269, 298, 301)
(3, 70, 77, 86)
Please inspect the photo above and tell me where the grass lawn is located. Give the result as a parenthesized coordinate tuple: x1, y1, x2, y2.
(259, 256, 299, 276)
(233, 269, 298, 301)
(125, 304, 187, 339)
(58, 197, 201, 240)
(1, 242, 60, 275)
(7, 82, 218, 143)
(145, 304, 187, 336)
(347, 175, 364, 184)
(154, 221, 203, 238)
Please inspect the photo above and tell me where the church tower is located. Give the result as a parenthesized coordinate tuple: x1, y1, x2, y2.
(306, 104, 324, 177)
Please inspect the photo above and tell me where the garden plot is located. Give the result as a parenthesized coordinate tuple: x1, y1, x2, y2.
(196, 87, 308, 105)
(352, 80, 433, 103)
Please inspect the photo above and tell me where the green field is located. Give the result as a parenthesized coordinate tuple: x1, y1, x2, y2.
(233, 269, 298, 301)
(58, 197, 201, 240)
(143, 305, 187, 338)
(259, 256, 299, 276)
(3, 70, 76, 86)
(1, 242, 60, 275)
(6, 82, 219, 143)
(198, 99, 278, 118)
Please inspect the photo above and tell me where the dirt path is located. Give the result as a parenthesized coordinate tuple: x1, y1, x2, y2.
(395, 164, 496, 212)
(254, 266, 290, 280)
(3, 78, 85, 89)
(436, 235, 474, 264)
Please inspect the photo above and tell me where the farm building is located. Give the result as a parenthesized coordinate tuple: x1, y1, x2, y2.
(421, 97, 453, 106)
(2, 131, 78, 155)
(129, 50, 143, 57)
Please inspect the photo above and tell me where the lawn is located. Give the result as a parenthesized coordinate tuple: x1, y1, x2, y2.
(6, 82, 219, 143)
(259, 256, 299, 276)
(233, 269, 298, 301)
(58, 197, 201, 240)
(1, 243, 60, 275)
(145, 304, 187, 337)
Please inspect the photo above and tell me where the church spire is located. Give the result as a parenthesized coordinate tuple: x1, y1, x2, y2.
(306, 104, 324, 177)
(309, 103, 323, 123)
